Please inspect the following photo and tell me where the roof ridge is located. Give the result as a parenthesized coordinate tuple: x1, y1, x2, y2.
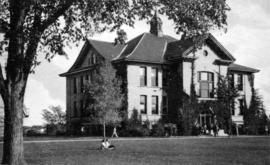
(161, 41, 168, 61)
(208, 34, 236, 61)
(113, 44, 128, 61)
(163, 34, 178, 42)
(66, 41, 89, 73)
(125, 32, 146, 59)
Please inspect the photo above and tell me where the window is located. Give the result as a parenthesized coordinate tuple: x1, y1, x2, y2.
(90, 72, 93, 82)
(88, 52, 97, 65)
(80, 76, 84, 93)
(237, 74, 243, 91)
(91, 53, 96, 64)
(162, 70, 169, 87)
(239, 99, 244, 115)
(85, 74, 89, 81)
(198, 72, 214, 98)
(80, 100, 84, 116)
(228, 73, 234, 88)
(140, 95, 147, 114)
(88, 51, 92, 65)
(88, 58, 91, 65)
(74, 101, 77, 117)
(231, 102, 235, 116)
(152, 96, 158, 115)
(162, 96, 168, 114)
(151, 68, 158, 87)
(140, 67, 147, 86)
(231, 108, 235, 116)
(73, 77, 77, 94)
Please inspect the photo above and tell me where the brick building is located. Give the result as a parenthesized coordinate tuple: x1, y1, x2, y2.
(60, 14, 259, 134)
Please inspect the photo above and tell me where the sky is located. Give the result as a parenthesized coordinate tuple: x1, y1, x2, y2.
(22, 0, 270, 126)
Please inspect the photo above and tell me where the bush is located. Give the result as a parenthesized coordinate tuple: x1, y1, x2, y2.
(151, 120, 165, 137)
(26, 130, 44, 137)
(119, 126, 150, 137)
(46, 124, 66, 136)
(119, 109, 151, 137)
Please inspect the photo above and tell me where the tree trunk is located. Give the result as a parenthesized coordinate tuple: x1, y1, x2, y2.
(103, 121, 106, 138)
(2, 81, 27, 165)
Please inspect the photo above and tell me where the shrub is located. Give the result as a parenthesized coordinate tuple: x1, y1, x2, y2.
(119, 109, 151, 137)
(26, 130, 44, 137)
(120, 126, 150, 137)
(151, 120, 165, 137)
(46, 124, 66, 136)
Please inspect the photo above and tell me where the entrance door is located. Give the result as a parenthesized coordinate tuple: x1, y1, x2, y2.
(199, 114, 213, 127)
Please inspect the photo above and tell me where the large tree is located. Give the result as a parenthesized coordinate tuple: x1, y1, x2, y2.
(0, 0, 229, 164)
(42, 105, 66, 126)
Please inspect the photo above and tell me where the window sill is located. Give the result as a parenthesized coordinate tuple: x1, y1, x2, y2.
(198, 97, 216, 101)
(141, 114, 160, 116)
(138, 86, 162, 89)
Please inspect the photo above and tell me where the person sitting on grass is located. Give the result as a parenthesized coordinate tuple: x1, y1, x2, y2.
(101, 139, 115, 150)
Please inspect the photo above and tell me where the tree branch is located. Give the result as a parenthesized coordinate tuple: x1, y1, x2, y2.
(40, 0, 74, 31)
(23, 4, 42, 78)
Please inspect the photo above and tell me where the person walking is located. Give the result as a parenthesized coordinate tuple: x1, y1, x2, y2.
(213, 124, 219, 137)
(265, 125, 269, 136)
(111, 127, 118, 138)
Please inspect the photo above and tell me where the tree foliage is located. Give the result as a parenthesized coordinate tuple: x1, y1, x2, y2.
(179, 97, 201, 135)
(84, 62, 124, 137)
(120, 109, 151, 137)
(244, 89, 267, 135)
(42, 105, 66, 126)
(215, 74, 238, 133)
(0, 0, 230, 62)
(0, 0, 230, 164)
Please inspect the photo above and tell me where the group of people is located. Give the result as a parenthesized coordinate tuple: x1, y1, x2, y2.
(200, 124, 219, 137)
(100, 127, 118, 150)
(100, 138, 115, 150)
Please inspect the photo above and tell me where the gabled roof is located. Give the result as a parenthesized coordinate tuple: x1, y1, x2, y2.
(114, 33, 177, 63)
(165, 38, 193, 60)
(165, 34, 236, 62)
(60, 39, 125, 76)
(60, 32, 248, 77)
(228, 63, 260, 73)
(89, 39, 126, 60)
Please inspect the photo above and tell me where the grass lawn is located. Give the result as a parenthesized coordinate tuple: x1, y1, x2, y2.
(0, 137, 269, 165)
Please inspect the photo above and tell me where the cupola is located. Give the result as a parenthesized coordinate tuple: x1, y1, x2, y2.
(150, 11, 163, 37)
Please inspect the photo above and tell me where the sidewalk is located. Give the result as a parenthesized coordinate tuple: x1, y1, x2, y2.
(0, 135, 267, 144)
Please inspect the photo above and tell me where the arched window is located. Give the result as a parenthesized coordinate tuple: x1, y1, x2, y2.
(198, 71, 214, 98)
